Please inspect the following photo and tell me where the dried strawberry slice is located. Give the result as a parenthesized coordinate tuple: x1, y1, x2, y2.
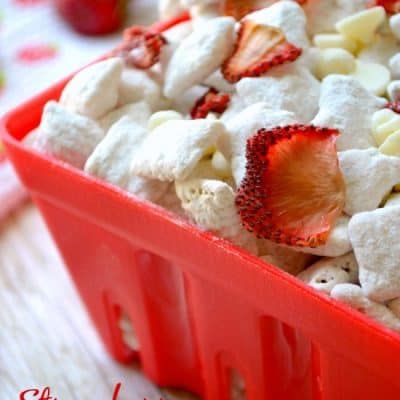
(222, 21, 302, 83)
(191, 88, 231, 119)
(368, 0, 400, 13)
(112, 26, 167, 69)
(222, 0, 307, 20)
(236, 125, 345, 247)
(386, 101, 400, 114)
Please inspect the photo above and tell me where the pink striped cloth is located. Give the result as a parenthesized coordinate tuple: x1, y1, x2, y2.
(0, 156, 28, 221)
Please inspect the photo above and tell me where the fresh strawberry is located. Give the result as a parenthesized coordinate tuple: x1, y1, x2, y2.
(368, 0, 400, 13)
(55, 0, 125, 35)
(191, 88, 231, 119)
(221, 21, 302, 83)
(236, 125, 345, 247)
(16, 43, 58, 63)
(112, 26, 167, 69)
(386, 101, 400, 114)
(222, 0, 307, 20)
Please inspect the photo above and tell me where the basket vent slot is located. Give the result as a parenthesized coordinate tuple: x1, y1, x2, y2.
(119, 311, 140, 352)
(229, 368, 247, 400)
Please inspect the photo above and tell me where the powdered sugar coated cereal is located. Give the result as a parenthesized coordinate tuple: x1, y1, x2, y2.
(349, 206, 400, 302)
(312, 75, 386, 151)
(35, 101, 104, 169)
(131, 119, 225, 181)
(60, 58, 123, 119)
(164, 17, 236, 98)
(339, 148, 400, 215)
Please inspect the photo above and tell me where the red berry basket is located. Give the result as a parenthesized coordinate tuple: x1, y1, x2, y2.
(2, 14, 400, 400)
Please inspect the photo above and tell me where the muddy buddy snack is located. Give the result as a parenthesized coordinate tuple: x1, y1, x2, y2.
(32, 0, 400, 333)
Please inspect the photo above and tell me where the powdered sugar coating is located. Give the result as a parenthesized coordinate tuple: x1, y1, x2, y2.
(349, 207, 400, 302)
(131, 119, 225, 181)
(312, 75, 386, 151)
(35, 101, 104, 169)
(118, 68, 163, 110)
(339, 148, 400, 215)
(164, 17, 236, 98)
(61, 58, 123, 119)
(236, 64, 320, 123)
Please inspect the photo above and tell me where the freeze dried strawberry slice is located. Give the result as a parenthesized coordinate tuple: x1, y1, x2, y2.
(191, 88, 231, 119)
(222, 0, 307, 20)
(236, 125, 345, 247)
(386, 101, 400, 114)
(112, 26, 167, 69)
(368, 0, 400, 13)
(222, 21, 302, 83)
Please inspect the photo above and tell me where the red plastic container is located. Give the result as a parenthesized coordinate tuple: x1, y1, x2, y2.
(3, 15, 400, 400)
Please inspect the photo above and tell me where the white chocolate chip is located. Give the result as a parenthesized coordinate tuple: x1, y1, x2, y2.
(175, 178, 257, 253)
(336, 7, 386, 45)
(379, 129, 400, 156)
(389, 53, 400, 79)
(349, 206, 400, 302)
(331, 284, 400, 332)
(389, 13, 400, 41)
(311, 75, 385, 151)
(220, 103, 296, 186)
(164, 17, 236, 98)
(313, 33, 358, 54)
(289, 216, 352, 257)
(236, 64, 320, 123)
(35, 101, 104, 169)
(246, 1, 310, 49)
(99, 101, 151, 131)
(387, 80, 400, 101)
(315, 48, 356, 80)
(118, 68, 163, 110)
(211, 151, 231, 179)
(298, 253, 358, 294)
(358, 35, 400, 66)
(339, 148, 400, 215)
(60, 58, 123, 119)
(372, 108, 400, 145)
(148, 110, 184, 131)
(350, 60, 391, 96)
(131, 119, 225, 181)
